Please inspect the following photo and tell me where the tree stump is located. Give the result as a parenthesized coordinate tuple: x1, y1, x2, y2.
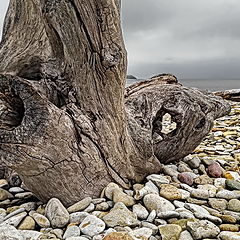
(0, 0, 230, 205)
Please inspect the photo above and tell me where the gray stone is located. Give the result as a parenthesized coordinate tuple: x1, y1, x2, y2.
(176, 208, 195, 219)
(0, 199, 11, 208)
(198, 164, 207, 174)
(187, 172, 199, 179)
(184, 203, 210, 216)
(18, 216, 35, 230)
(154, 219, 167, 226)
(51, 228, 64, 239)
(79, 215, 105, 237)
(4, 208, 25, 221)
(226, 179, 240, 191)
(91, 198, 106, 205)
(0, 208, 6, 223)
(214, 178, 226, 189)
(179, 230, 194, 240)
(63, 226, 80, 239)
(162, 165, 179, 177)
(66, 237, 89, 240)
(0, 180, 9, 189)
(187, 197, 208, 205)
(145, 181, 159, 194)
(3, 211, 27, 227)
(95, 202, 109, 211)
(103, 202, 140, 227)
(190, 189, 210, 199)
(146, 210, 157, 222)
(187, 220, 220, 239)
(223, 210, 240, 221)
(107, 201, 114, 208)
(8, 187, 24, 194)
(70, 212, 89, 224)
(45, 198, 69, 228)
(198, 184, 217, 197)
(184, 155, 201, 168)
(67, 197, 92, 213)
(19, 230, 42, 240)
(112, 189, 135, 207)
(104, 183, 121, 200)
(141, 221, 159, 235)
(134, 186, 154, 200)
(194, 212, 222, 224)
(228, 199, 240, 212)
(216, 190, 240, 199)
(129, 227, 153, 239)
(159, 224, 182, 240)
(180, 183, 194, 192)
(173, 200, 185, 208)
(32, 212, 51, 228)
(0, 188, 14, 201)
(143, 194, 175, 212)
(83, 203, 95, 212)
(178, 162, 193, 173)
(132, 204, 149, 220)
(209, 198, 228, 211)
(146, 174, 170, 186)
(157, 211, 180, 219)
(14, 192, 34, 199)
(219, 231, 240, 240)
(0, 225, 23, 240)
(149, 237, 158, 240)
(124, 190, 134, 196)
(20, 202, 37, 212)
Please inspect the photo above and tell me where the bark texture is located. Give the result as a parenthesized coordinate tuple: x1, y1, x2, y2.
(0, 0, 230, 206)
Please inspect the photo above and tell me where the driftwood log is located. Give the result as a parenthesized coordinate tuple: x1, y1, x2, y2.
(0, 0, 230, 206)
(215, 89, 240, 102)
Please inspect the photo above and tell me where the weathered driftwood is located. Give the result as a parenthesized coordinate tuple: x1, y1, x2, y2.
(215, 89, 240, 102)
(0, 0, 230, 205)
(125, 75, 230, 164)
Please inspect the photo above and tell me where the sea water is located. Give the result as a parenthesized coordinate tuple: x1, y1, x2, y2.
(126, 79, 240, 91)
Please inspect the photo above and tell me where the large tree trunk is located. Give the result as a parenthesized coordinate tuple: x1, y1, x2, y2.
(0, 0, 230, 206)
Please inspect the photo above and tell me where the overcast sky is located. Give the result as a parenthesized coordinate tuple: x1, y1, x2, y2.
(1, 0, 240, 79)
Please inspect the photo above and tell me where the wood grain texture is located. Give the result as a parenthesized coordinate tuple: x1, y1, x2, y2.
(0, 1, 230, 205)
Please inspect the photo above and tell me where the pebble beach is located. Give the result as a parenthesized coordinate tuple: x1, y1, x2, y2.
(0, 100, 240, 240)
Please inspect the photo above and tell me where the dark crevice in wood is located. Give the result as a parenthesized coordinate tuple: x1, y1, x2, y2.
(0, 86, 25, 131)
(195, 117, 206, 130)
(69, 0, 96, 53)
(18, 57, 44, 81)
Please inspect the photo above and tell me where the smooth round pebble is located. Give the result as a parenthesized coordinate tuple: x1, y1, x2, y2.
(80, 215, 105, 237)
(45, 198, 69, 228)
(143, 194, 175, 212)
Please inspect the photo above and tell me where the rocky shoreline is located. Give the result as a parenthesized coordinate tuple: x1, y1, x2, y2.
(0, 100, 239, 240)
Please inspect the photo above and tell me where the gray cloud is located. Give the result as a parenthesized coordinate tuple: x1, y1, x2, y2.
(0, 0, 240, 80)
(129, 58, 240, 80)
(122, 0, 240, 79)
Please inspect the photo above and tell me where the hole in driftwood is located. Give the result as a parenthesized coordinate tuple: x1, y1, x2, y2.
(161, 113, 177, 134)
(152, 110, 178, 143)
(195, 117, 206, 130)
